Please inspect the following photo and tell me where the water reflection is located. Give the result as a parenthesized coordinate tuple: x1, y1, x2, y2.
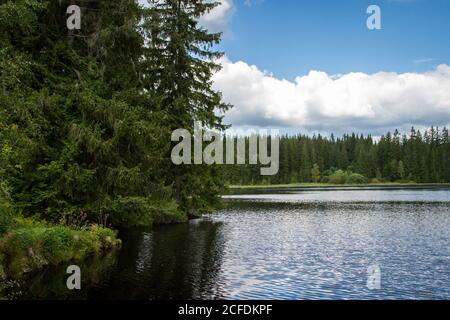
(14, 188, 450, 300)
(18, 219, 226, 300)
(100, 219, 226, 300)
(226, 187, 450, 202)
(16, 252, 118, 299)
(214, 199, 450, 300)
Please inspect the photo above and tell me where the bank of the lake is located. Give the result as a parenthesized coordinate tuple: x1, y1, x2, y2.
(0, 186, 187, 286)
(229, 183, 450, 190)
(8, 187, 450, 300)
(0, 219, 121, 286)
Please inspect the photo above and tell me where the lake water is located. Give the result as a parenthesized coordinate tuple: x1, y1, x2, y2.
(16, 188, 450, 300)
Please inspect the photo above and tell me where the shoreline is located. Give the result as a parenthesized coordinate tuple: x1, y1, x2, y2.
(228, 183, 450, 190)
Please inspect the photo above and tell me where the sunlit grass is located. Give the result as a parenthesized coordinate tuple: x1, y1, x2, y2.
(229, 182, 450, 189)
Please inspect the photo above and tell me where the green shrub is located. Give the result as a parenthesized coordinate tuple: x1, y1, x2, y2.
(88, 224, 120, 249)
(41, 226, 73, 262)
(327, 170, 348, 184)
(151, 200, 186, 224)
(346, 173, 369, 184)
(397, 180, 416, 184)
(0, 182, 12, 234)
(0, 254, 5, 280)
(324, 170, 369, 185)
(104, 196, 186, 227)
(0, 223, 120, 278)
(0, 211, 11, 235)
(71, 229, 99, 260)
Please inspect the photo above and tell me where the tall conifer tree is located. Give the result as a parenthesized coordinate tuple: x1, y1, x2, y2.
(141, 0, 231, 214)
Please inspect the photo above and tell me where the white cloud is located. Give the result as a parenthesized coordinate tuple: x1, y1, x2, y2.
(199, 0, 235, 33)
(213, 57, 450, 134)
(139, 0, 235, 34)
(413, 58, 437, 64)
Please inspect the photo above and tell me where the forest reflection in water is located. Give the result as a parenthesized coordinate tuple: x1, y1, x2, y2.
(13, 188, 450, 300)
(17, 219, 226, 300)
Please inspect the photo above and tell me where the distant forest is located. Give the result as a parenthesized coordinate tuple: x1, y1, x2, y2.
(224, 127, 450, 185)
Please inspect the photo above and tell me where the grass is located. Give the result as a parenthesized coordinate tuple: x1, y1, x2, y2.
(229, 182, 450, 189)
(0, 216, 121, 279)
(0, 185, 182, 288)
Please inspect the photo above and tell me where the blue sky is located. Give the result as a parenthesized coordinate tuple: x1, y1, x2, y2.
(140, 0, 450, 135)
(205, 0, 450, 135)
(219, 0, 450, 81)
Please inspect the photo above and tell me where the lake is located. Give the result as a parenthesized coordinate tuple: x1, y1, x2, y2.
(15, 187, 450, 300)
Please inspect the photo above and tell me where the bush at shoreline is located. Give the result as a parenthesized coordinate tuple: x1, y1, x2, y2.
(0, 217, 121, 279)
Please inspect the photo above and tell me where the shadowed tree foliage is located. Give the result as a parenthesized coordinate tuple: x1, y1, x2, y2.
(0, 0, 230, 226)
(141, 0, 231, 215)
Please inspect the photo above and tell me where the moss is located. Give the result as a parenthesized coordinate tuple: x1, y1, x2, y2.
(0, 222, 120, 278)
(0, 258, 5, 280)
(0, 182, 13, 235)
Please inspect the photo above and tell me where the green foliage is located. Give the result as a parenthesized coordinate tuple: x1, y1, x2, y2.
(0, 0, 230, 226)
(102, 196, 185, 227)
(225, 127, 450, 185)
(3, 251, 118, 299)
(326, 170, 348, 185)
(0, 220, 120, 278)
(0, 0, 233, 287)
(141, 0, 231, 214)
(311, 164, 321, 183)
(345, 173, 369, 185)
(0, 182, 12, 234)
(317, 170, 368, 185)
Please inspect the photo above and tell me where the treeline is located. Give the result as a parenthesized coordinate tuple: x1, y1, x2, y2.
(224, 127, 450, 185)
(0, 0, 229, 228)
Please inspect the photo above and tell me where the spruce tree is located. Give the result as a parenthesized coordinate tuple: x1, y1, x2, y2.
(141, 0, 231, 215)
(0, 0, 180, 226)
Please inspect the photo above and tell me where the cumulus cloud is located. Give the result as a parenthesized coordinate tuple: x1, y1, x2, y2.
(199, 0, 235, 33)
(213, 57, 450, 134)
(139, 0, 235, 34)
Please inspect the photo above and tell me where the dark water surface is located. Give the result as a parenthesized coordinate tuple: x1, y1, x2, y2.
(17, 188, 450, 300)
